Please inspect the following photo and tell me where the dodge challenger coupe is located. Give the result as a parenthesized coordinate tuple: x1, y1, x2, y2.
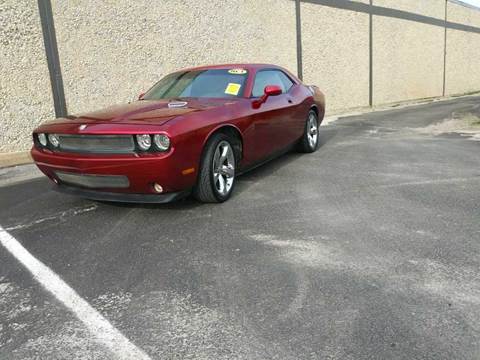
(31, 64, 325, 203)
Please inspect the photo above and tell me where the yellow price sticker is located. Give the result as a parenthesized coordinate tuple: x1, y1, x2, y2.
(225, 83, 242, 96)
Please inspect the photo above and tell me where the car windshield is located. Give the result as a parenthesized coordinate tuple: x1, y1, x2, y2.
(143, 69, 248, 100)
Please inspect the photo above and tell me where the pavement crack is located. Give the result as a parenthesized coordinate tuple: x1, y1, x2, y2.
(1, 204, 98, 232)
(378, 176, 480, 188)
(279, 271, 310, 321)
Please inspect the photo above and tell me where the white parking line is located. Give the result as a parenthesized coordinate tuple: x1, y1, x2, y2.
(0, 225, 152, 360)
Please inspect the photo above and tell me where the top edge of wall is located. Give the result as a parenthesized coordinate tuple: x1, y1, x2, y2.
(300, 0, 480, 13)
(448, 0, 480, 12)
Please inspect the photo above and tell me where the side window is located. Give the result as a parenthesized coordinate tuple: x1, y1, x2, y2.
(252, 70, 289, 97)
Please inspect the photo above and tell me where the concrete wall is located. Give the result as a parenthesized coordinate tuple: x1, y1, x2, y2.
(301, 1, 370, 111)
(0, 0, 54, 153)
(445, 1, 480, 95)
(373, 0, 445, 105)
(52, 0, 297, 115)
(1, 0, 480, 154)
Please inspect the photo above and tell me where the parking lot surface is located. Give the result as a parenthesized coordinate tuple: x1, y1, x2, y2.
(1, 96, 479, 359)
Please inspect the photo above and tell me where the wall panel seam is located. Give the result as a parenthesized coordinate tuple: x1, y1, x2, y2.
(369, 0, 373, 107)
(443, 0, 448, 97)
(295, 0, 303, 80)
(37, 0, 67, 118)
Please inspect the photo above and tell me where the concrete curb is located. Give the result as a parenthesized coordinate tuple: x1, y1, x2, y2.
(0, 151, 32, 169)
(322, 92, 480, 125)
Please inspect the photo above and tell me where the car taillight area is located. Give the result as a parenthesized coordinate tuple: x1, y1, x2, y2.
(33, 133, 171, 154)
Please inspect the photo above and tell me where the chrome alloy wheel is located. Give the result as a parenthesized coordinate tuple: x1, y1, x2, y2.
(213, 140, 235, 196)
(307, 112, 318, 149)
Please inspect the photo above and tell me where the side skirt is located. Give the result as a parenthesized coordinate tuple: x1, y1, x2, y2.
(236, 141, 299, 176)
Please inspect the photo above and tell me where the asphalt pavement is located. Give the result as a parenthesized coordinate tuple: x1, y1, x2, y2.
(1, 96, 479, 359)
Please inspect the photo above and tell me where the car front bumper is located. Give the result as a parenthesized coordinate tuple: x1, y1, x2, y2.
(31, 147, 198, 202)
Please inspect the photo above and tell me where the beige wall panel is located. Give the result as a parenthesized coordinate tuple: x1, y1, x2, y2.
(0, 1, 54, 153)
(445, 2, 480, 95)
(301, 3, 370, 112)
(373, 17, 444, 105)
(52, 0, 297, 115)
(374, 0, 445, 19)
(445, 29, 480, 95)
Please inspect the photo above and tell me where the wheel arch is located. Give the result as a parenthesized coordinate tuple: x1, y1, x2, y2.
(203, 124, 244, 164)
(310, 103, 325, 124)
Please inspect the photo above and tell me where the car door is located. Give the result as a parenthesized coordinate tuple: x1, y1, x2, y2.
(250, 70, 297, 161)
(275, 71, 306, 144)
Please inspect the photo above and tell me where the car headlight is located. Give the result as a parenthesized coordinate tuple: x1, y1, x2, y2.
(136, 134, 151, 151)
(153, 134, 170, 151)
(48, 134, 60, 147)
(38, 133, 47, 146)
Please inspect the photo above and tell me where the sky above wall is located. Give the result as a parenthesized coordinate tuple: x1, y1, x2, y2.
(460, 0, 480, 8)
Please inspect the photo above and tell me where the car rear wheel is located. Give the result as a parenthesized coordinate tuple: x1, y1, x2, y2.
(298, 109, 319, 153)
(193, 133, 236, 203)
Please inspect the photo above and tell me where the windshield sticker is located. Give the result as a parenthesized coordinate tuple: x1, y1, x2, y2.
(228, 69, 247, 75)
(225, 83, 242, 96)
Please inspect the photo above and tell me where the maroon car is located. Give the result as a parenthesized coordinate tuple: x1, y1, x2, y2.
(31, 64, 325, 203)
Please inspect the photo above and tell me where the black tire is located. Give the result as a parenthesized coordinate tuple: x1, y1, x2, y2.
(193, 133, 237, 203)
(298, 109, 319, 153)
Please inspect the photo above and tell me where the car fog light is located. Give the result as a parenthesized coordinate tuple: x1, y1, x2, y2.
(48, 134, 60, 147)
(136, 134, 151, 150)
(153, 183, 163, 193)
(38, 133, 47, 146)
(153, 134, 170, 151)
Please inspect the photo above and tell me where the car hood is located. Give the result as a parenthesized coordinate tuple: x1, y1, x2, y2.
(45, 98, 241, 127)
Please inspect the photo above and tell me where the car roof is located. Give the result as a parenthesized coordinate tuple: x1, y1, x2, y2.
(180, 63, 284, 72)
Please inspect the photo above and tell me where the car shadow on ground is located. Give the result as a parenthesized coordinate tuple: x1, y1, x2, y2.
(95, 150, 304, 211)
(138, 126, 337, 207)
(224, 127, 338, 198)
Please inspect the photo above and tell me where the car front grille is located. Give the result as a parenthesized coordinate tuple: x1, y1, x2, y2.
(57, 135, 135, 153)
(55, 171, 130, 189)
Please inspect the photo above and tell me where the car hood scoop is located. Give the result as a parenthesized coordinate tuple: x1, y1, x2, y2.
(167, 101, 188, 108)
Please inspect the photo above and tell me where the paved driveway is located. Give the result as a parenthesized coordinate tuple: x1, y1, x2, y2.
(1, 96, 479, 359)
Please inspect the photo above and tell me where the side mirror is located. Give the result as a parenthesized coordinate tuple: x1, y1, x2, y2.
(264, 85, 282, 97)
(138, 92, 145, 100)
(252, 85, 282, 109)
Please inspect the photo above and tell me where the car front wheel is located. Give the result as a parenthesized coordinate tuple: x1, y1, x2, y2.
(193, 133, 236, 203)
